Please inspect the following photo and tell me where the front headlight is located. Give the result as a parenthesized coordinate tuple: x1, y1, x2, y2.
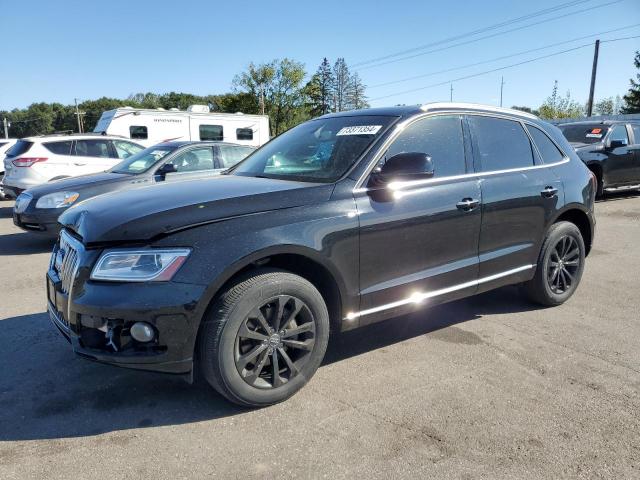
(36, 191, 80, 209)
(90, 248, 191, 282)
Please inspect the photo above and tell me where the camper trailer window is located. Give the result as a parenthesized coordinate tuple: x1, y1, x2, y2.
(200, 125, 223, 141)
(130, 126, 148, 140)
(236, 128, 254, 141)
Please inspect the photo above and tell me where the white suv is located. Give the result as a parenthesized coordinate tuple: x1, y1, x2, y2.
(1, 134, 144, 198)
(0, 139, 18, 199)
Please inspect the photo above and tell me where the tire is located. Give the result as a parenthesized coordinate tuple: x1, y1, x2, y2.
(198, 269, 330, 407)
(523, 221, 586, 307)
(590, 167, 604, 199)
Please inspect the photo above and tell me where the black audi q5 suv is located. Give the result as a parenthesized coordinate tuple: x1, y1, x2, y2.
(47, 103, 595, 406)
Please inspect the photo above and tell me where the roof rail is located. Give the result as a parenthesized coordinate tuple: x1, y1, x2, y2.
(420, 102, 539, 120)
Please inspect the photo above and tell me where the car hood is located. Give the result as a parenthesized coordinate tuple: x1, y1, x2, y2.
(59, 175, 334, 244)
(25, 172, 130, 197)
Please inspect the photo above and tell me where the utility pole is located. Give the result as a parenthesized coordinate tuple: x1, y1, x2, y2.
(258, 86, 265, 116)
(74, 98, 84, 133)
(586, 39, 600, 117)
(3, 118, 8, 139)
(500, 76, 505, 107)
(450, 84, 453, 102)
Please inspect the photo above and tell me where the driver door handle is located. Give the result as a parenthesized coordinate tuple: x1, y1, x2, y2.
(456, 198, 480, 211)
(541, 186, 558, 198)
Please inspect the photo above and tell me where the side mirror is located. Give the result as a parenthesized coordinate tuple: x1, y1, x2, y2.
(608, 139, 627, 150)
(370, 152, 434, 186)
(156, 163, 178, 178)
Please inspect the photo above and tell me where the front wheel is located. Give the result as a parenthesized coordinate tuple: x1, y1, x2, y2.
(198, 269, 330, 406)
(523, 221, 586, 306)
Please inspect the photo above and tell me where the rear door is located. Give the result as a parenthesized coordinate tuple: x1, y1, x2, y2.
(627, 124, 640, 183)
(355, 114, 482, 325)
(73, 139, 119, 176)
(467, 115, 563, 292)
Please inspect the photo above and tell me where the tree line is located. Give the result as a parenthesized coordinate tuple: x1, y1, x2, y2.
(1, 57, 368, 139)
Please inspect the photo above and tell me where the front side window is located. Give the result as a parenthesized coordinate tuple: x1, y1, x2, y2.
(43, 141, 73, 156)
(217, 145, 255, 169)
(468, 116, 534, 171)
(74, 139, 114, 158)
(130, 126, 148, 139)
(609, 124, 629, 145)
(383, 115, 466, 178)
(110, 145, 177, 174)
(526, 125, 565, 164)
(200, 125, 223, 141)
(232, 115, 396, 183)
(171, 147, 214, 172)
(113, 140, 144, 159)
(236, 128, 254, 141)
(631, 124, 640, 143)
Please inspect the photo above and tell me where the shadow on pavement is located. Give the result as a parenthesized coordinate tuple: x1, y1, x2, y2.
(0, 205, 14, 218)
(0, 287, 540, 441)
(0, 232, 54, 256)
(597, 188, 640, 203)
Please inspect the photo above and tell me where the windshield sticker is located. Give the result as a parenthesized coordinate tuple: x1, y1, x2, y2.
(336, 125, 382, 136)
(586, 128, 603, 138)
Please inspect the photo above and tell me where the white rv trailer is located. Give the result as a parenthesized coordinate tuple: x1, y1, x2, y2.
(93, 105, 270, 147)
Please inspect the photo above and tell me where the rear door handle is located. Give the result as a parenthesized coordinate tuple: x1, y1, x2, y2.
(456, 198, 480, 211)
(541, 186, 558, 198)
(73, 162, 87, 166)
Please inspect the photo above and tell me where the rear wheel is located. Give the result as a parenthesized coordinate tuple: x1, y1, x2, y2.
(198, 269, 330, 406)
(589, 166, 604, 199)
(523, 221, 586, 306)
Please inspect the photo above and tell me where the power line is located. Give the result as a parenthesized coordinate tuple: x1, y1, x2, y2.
(369, 35, 640, 102)
(353, 0, 595, 67)
(356, 0, 623, 71)
(368, 23, 640, 89)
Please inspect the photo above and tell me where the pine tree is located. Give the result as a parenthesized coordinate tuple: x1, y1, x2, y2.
(621, 51, 640, 114)
(346, 72, 369, 110)
(305, 58, 335, 117)
(332, 58, 351, 112)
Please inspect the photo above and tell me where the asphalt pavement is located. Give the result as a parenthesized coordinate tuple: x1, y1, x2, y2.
(1, 193, 639, 479)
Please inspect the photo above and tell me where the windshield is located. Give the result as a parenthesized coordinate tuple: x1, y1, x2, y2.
(559, 124, 610, 145)
(110, 145, 177, 174)
(231, 115, 396, 182)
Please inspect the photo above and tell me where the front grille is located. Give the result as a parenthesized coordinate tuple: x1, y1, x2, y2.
(56, 230, 82, 294)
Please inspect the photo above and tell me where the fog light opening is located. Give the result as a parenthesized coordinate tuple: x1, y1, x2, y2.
(130, 322, 156, 343)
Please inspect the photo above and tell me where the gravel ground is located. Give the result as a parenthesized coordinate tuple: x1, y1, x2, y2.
(0, 192, 639, 479)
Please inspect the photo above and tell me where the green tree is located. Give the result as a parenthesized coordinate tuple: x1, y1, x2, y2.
(306, 58, 334, 117)
(538, 81, 584, 119)
(346, 72, 369, 110)
(332, 58, 350, 112)
(621, 50, 640, 114)
(593, 97, 614, 116)
(233, 58, 307, 135)
(511, 105, 540, 116)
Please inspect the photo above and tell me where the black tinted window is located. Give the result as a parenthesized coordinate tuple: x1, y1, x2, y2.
(75, 139, 114, 158)
(469, 116, 534, 171)
(200, 125, 223, 141)
(130, 126, 148, 139)
(236, 128, 253, 141)
(6, 140, 33, 157)
(43, 141, 73, 155)
(527, 125, 564, 164)
(609, 125, 629, 145)
(385, 115, 466, 177)
(631, 125, 640, 143)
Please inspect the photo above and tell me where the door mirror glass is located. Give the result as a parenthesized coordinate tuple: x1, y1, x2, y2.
(609, 139, 627, 149)
(372, 152, 434, 184)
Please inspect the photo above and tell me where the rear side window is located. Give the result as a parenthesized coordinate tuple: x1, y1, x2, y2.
(130, 126, 148, 140)
(200, 125, 223, 141)
(6, 140, 33, 157)
(526, 125, 565, 164)
(384, 115, 466, 178)
(74, 139, 114, 158)
(217, 145, 255, 168)
(468, 116, 534, 171)
(236, 128, 254, 141)
(43, 141, 73, 155)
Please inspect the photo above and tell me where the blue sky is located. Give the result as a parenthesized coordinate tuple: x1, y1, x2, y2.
(0, 0, 638, 111)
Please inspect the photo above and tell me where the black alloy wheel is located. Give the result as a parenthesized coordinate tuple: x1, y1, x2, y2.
(235, 295, 316, 389)
(546, 235, 580, 294)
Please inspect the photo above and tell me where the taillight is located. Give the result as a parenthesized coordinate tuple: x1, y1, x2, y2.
(12, 157, 48, 167)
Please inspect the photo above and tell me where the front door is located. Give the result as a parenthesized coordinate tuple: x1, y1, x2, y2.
(355, 114, 482, 325)
(159, 146, 217, 183)
(604, 124, 635, 186)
